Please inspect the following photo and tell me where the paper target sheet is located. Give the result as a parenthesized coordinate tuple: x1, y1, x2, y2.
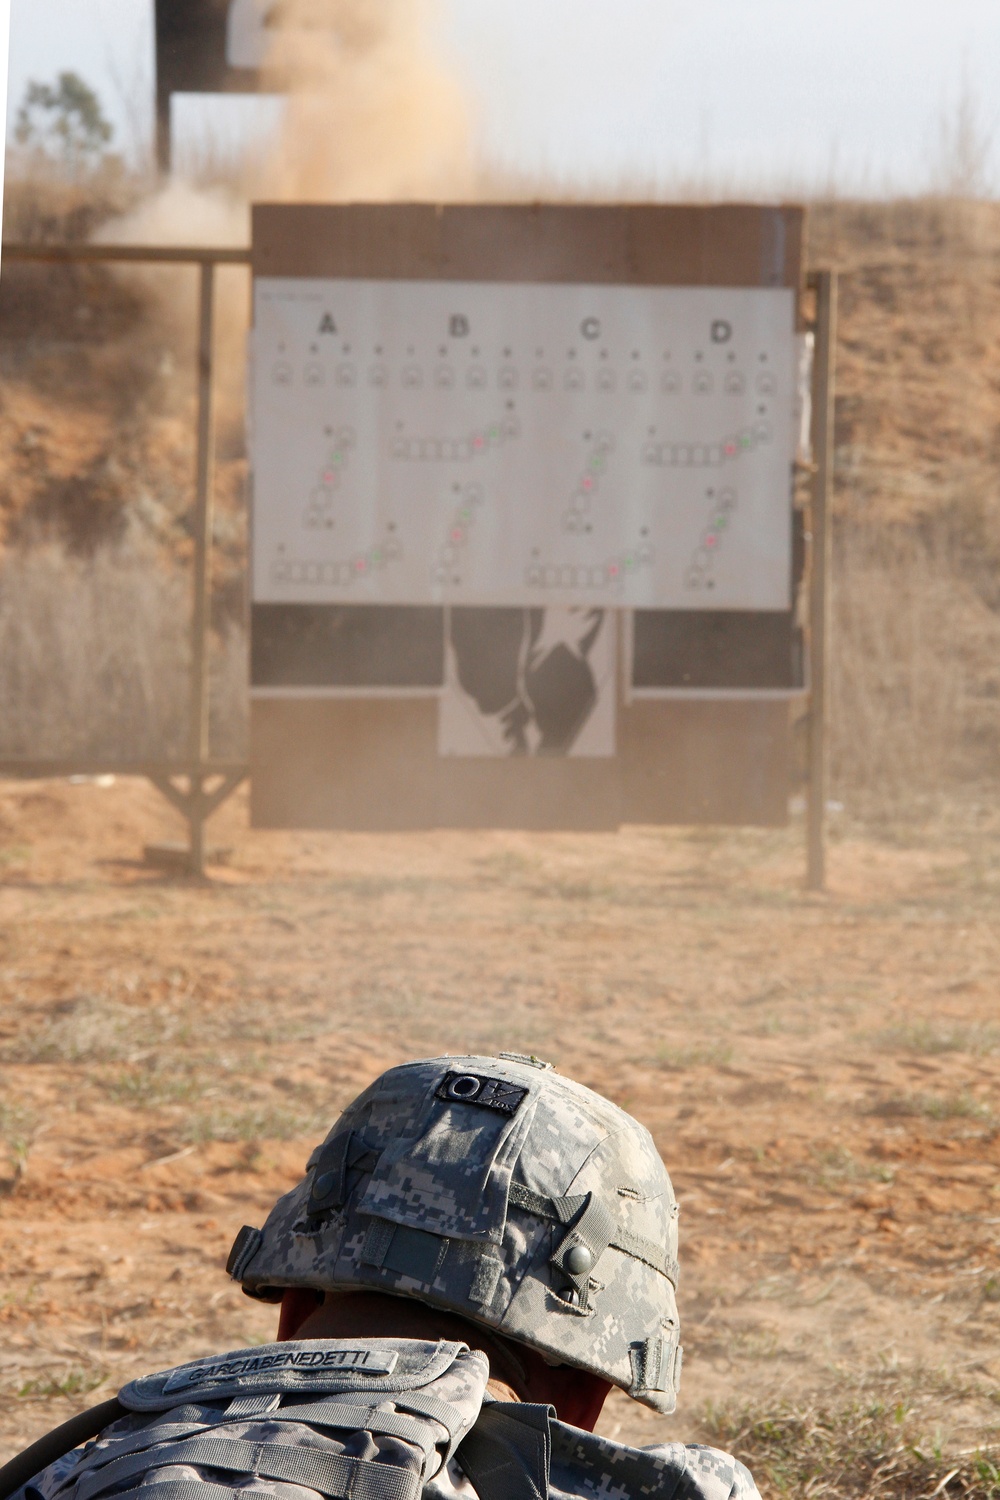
(251, 278, 797, 609)
(439, 607, 616, 758)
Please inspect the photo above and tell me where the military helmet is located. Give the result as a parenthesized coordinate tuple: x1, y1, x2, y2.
(227, 1054, 682, 1412)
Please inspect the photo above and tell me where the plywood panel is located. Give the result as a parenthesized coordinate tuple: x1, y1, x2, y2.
(251, 698, 439, 829)
(251, 605, 444, 688)
(251, 697, 788, 829)
(435, 756, 619, 830)
(621, 699, 790, 825)
(632, 611, 803, 690)
(252, 204, 804, 292)
(249, 202, 801, 831)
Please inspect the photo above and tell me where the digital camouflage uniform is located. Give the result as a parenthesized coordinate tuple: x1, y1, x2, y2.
(4, 1055, 760, 1500)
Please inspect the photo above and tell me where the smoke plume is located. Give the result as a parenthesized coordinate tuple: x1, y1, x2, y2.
(259, 0, 474, 202)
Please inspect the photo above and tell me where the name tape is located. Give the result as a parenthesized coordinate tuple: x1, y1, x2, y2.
(163, 1346, 398, 1393)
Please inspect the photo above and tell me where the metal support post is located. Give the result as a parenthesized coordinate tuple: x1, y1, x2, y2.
(0, 242, 251, 876)
(806, 270, 837, 891)
(188, 261, 217, 875)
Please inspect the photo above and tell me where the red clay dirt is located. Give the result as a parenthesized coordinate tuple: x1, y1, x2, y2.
(2, 777, 999, 1462)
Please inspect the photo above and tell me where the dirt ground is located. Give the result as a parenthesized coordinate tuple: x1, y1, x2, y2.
(2, 777, 999, 1468)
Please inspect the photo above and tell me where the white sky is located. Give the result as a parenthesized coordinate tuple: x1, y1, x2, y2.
(6, 0, 1000, 193)
(0, 0, 9, 226)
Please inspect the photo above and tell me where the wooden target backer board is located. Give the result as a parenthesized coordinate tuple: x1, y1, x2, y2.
(250, 202, 803, 830)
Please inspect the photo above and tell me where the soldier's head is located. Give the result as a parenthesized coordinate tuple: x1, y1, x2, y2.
(227, 1054, 681, 1428)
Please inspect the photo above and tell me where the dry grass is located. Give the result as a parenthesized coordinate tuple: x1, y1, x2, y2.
(0, 1100, 38, 1194)
(705, 1382, 1000, 1499)
(874, 1022, 1000, 1056)
(0, 987, 330, 1156)
(0, 161, 250, 769)
(870, 1089, 993, 1123)
(828, 527, 1000, 811)
(2, 152, 144, 246)
(0, 993, 177, 1066)
(0, 545, 247, 760)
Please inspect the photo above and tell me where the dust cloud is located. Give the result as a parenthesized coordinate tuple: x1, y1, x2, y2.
(110, 0, 475, 217)
(93, 179, 251, 439)
(99, 180, 250, 249)
(258, 0, 475, 203)
(94, 0, 476, 432)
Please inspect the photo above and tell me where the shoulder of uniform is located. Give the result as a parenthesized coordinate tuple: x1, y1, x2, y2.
(549, 1425, 760, 1500)
(653, 1442, 761, 1500)
(7, 1413, 145, 1500)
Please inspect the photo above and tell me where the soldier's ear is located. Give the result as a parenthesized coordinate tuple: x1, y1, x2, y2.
(277, 1287, 324, 1340)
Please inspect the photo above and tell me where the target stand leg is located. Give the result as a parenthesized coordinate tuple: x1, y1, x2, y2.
(145, 769, 246, 875)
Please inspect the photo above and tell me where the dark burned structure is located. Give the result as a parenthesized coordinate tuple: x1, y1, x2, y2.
(154, 0, 263, 170)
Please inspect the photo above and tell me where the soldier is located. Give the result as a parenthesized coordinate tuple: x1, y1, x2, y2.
(0, 1054, 760, 1500)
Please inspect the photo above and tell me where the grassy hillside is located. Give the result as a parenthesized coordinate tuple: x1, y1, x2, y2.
(0, 173, 997, 807)
(807, 199, 1000, 805)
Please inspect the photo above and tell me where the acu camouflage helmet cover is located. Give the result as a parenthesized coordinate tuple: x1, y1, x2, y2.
(227, 1054, 682, 1412)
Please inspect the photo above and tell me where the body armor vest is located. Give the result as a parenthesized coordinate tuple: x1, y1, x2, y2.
(0, 1340, 760, 1500)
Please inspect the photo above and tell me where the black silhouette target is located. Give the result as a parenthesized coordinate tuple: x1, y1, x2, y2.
(442, 606, 615, 757)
